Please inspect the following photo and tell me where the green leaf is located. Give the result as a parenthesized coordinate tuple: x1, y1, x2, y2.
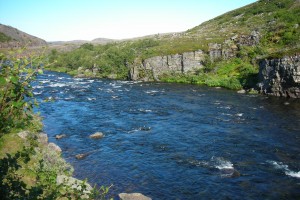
(37, 69, 43, 74)
(0, 77, 6, 85)
(10, 76, 18, 84)
(12, 101, 23, 108)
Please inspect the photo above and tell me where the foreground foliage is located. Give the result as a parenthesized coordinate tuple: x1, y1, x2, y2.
(0, 50, 43, 134)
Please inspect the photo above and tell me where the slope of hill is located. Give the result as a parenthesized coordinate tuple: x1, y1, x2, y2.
(143, 0, 300, 57)
(0, 24, 47, 48)
(48, 0, 299, 96)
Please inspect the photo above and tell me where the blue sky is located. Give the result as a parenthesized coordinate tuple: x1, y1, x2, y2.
(0, 0, 257, 41)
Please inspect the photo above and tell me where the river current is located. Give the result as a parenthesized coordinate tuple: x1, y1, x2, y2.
(33, 71, 300, 199)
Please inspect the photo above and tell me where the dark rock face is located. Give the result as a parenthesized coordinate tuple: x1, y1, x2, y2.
(258, 55, 300, 98)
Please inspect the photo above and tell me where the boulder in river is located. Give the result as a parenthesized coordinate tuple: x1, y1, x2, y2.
(75, 153, 89, 160)
(140, 126, 151, 131)
(220, 168, 240, 178)
(89, 132, 104, 139)
(237, 89, 246, 94)
(119, 193, 152, 200)
(55, 134, 67, 140)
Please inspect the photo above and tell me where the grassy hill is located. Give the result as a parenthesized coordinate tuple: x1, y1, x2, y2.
(48, 0, 300, 89)
(0, 24, 47, 48)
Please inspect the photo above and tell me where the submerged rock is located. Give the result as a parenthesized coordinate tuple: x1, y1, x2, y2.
(75, 153, 89, 160)
(119, 193, 152, 200)
(55, 134, 67, 140)
(140, 126, 151, 131)
(89, 132, 104, 139)
(220, 168, 241, 178)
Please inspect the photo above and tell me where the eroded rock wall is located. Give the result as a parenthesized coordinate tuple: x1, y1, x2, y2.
(129, 50, 205, 81)
(258, 55, 300, 98)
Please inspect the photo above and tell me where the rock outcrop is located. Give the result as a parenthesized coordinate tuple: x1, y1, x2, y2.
(208, 31, 260, 61)
(258, 55, 300, 98)
(129, 50, 205, 81)
(48, 142, 62, 154)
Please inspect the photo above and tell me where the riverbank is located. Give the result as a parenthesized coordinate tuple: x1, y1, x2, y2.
(0, 127, 97, 199)
(45, 58, 260, 94)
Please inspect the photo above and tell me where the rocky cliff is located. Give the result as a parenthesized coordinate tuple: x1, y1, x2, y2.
(0, 24, 47, 48)
(129, 31, 260, 81)
(258, 55, 300, 98)
(129, 50, 205, 81)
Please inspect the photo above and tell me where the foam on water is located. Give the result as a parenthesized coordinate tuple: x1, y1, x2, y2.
(64, 96, 75, 100)
(33, 85, 44, 89)
(138, 109, 152, 113)
(49, 83, 67, 88)
(145, 90, 160, 94)
(268, 161, 300, 178)
(39, 80, 50, 84)
(87, 97, 96, 101)
(33, 91, 43, 95)
(212, 157, 234, 170)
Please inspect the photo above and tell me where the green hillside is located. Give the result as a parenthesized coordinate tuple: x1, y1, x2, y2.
(48, 0, 300, 89)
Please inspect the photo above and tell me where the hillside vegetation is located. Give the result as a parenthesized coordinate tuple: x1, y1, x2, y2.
(48, 0, 300, 89)
(0, 24, 47, 48)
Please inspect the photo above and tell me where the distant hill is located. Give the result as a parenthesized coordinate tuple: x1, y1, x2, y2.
(48, 40, 89, 45)
(91, 38, 116, 44)
(0, 24, 47, 48)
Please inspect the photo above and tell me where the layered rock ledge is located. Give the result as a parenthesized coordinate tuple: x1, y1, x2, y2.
(258, 55, 300, 98)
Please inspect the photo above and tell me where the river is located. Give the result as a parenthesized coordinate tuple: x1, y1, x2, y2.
(33, 71, 300, 199)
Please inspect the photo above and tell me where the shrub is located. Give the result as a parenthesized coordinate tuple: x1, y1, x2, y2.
(0, 50, 43, 134)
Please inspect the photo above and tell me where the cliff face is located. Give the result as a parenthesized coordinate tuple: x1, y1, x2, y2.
(258, 55, 300, 98)
(129, 50, 205, 81)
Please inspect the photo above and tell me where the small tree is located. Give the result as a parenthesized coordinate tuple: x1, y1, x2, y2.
(0, 49, 43, 134)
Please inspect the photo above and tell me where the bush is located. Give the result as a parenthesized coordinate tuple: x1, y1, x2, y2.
(0, 51, 43, 134)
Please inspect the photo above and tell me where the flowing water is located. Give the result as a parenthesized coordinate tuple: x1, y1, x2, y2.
(34, 71, 300, 199)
